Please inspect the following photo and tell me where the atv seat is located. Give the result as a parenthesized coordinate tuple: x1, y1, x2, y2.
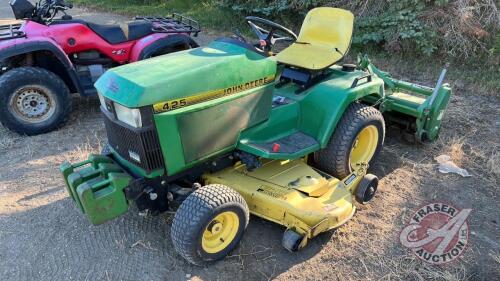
(275, 8, 354, 70)
(87, 21, 153, 44)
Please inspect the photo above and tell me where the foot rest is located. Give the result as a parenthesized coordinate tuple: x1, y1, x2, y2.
(244, 131, 319, 158)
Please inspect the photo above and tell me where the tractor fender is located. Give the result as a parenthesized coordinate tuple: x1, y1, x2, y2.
(0, 38, 84, 95)
(299, 77, 384, 148)
(129, 34, 199, 62)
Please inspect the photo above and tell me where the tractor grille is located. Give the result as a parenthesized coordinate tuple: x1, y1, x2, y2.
(102, 109, 165, 173)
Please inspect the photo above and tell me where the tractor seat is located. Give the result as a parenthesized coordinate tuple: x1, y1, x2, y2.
(275, 7, 354, 71)
(87, 20, 153, 45)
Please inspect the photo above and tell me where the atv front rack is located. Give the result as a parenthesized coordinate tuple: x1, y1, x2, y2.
(0, 23, 25, 41)
(135, 14, 201, 36)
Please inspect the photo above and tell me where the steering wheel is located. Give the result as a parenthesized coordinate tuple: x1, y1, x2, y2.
(245, 16, 297, 52)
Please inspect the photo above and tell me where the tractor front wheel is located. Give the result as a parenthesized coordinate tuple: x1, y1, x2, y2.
(171, 184, 249, 265)
(314, 103, 385, 179)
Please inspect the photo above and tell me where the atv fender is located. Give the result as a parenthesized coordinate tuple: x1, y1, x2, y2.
(0, 38, 84, 95)
(130, 34, 199, 62)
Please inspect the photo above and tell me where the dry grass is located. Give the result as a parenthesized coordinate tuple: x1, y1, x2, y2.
(423, 0, 500, 58)
(429, 128, 499, 187)
(486, 150, 500, 178)
(0, 127, 20, 151)
(490, 252, 500, 264)
(447, 138, 466, 166)
(62, 133, 105, 163)
(366, 255, 468, 281)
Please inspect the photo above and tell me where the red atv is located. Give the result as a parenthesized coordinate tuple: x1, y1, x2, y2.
(0, 0, 200, 135)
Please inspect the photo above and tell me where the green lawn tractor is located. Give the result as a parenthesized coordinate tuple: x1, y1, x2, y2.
(60, 8, 452, 265)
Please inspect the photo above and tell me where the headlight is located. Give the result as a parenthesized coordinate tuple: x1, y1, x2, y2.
(98, 93, 107, 111)
(114, 103, 142, 128)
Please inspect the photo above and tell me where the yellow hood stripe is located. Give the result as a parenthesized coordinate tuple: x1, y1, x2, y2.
(153, 75, 275, 113)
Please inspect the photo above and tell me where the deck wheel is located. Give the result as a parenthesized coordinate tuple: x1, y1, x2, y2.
(355, 174, 379, 204)
(282, 229, 305, 252)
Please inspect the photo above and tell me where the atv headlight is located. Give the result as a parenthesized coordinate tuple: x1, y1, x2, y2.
(114, 103, 142, 128)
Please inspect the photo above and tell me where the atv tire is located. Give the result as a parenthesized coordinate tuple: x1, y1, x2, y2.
(314, 103, 385, 179)
(0, 67, 72, 135)
(171, 184, 249, 265)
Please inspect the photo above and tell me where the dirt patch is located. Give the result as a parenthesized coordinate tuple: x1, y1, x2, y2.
(1, 6, 499, 281)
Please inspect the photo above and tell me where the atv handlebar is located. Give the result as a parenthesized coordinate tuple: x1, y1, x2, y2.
(35, 0, 73, 23)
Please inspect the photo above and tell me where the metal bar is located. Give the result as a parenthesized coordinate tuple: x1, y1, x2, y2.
(0, 24, 25, 40)
(134, 15, 200, 34)
(428, 67, 448, 108)
(392, 80, 434, 96)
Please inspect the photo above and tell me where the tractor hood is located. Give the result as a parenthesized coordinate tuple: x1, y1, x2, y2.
(95, 40, 277, 109)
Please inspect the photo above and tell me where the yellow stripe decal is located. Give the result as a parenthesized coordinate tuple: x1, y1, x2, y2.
(153, 75, 275, 114)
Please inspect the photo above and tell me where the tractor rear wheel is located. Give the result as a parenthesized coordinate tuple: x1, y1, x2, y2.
(314, 103, 385, 179)
(0, 67, 71, 135)
(171, 184, 249, 265)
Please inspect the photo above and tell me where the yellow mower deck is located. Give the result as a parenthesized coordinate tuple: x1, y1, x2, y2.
(203, 159, 367, 247)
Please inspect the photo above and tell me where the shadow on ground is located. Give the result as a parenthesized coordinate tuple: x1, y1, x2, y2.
(0, 196, 332, 281)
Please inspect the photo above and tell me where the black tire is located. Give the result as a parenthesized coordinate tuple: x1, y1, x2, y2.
(314, 103, 385, 179)
(171, 184, 249, 265)
(355, 174, 379, 204)
(0, 67, 72, 135)
(282, 229, 304, 252)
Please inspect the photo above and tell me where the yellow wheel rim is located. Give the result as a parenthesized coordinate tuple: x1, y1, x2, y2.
(349, 125, 379, 167)
(202, 211, 240, 254)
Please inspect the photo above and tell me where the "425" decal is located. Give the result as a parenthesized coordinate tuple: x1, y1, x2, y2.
(154, 99, 187, 113)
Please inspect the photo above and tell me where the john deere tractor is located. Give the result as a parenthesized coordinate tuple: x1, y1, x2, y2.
(60, 8, 452, 265)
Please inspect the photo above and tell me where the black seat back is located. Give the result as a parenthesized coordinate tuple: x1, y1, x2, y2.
(125, 21, 153, 41)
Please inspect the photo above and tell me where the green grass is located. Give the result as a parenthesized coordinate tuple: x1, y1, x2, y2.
(72, 0, 244, 31)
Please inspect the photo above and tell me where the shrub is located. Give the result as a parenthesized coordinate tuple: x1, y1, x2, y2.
(218, 0, 499, 58)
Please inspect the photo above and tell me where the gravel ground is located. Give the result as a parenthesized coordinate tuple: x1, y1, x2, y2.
(0, 1, 499, 281)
